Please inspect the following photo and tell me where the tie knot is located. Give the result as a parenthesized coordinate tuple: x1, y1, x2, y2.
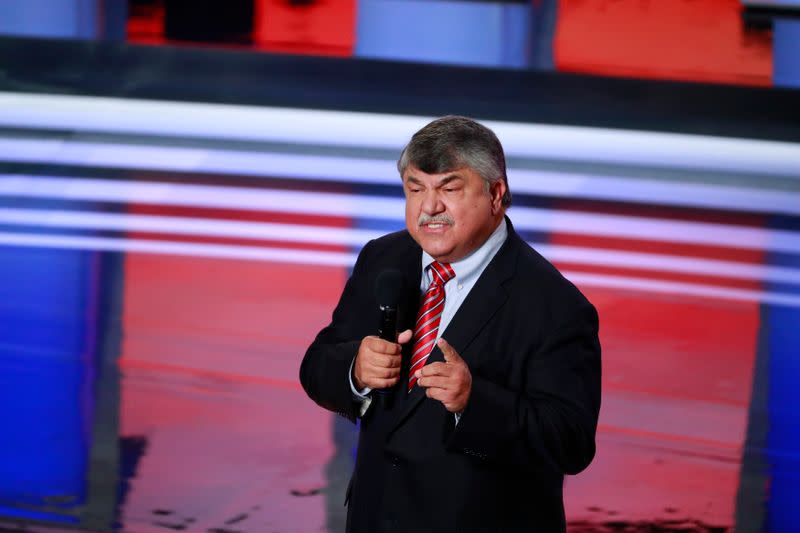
(429, 261, 455, 286)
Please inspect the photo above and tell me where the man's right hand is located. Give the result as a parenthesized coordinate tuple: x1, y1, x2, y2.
(353, 329, 413, 390)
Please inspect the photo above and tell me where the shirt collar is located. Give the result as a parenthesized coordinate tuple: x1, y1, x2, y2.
(421, 217, 508, 285)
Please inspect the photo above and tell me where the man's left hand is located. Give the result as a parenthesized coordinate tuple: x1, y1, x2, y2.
(415, 337, 472, 413)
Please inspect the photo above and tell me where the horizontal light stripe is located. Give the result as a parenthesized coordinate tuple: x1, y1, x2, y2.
(0, 231, 356, 266)
(515, 168, 800, 216)
(1, 232, 799, 308)
(2, 176, 799, 254)
(0, 174, 404, 219)
(1, 91, 798, 177)
(0, 138, 400, 184)
(0, 208, 383, 246)
(0, 138, 798, 215)
(2, 207, 798, 285)
(564, 271, 800, 308)
(0, 92, 425, 155)
(534, 244, 800, 285)
(512, 208, 800, 255)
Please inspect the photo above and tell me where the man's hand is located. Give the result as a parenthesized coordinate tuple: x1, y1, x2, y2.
(415, 337, 472, 413)
(353, 329, 413, 390)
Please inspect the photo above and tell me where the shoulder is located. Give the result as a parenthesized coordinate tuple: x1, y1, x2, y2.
(363, 229, 417, 251)
(506, 230, 596, 318)
(357, 229, 418, 263)
(349, 229, 420, 281)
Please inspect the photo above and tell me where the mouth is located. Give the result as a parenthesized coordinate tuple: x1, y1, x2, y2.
(420, 221, 451, 233)
(417, 212, 454, 234)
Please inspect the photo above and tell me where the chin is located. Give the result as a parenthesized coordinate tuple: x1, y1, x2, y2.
(410, 229, 455, 259)
(424, 244, 457, 261)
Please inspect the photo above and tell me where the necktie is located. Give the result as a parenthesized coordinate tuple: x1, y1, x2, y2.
(408, 261, 455, 391)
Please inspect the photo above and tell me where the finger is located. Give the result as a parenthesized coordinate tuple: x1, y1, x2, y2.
(417, 375, 451, 390)
(424, 386, 448, 402)
(397, 329, 413, 345)
(369, 377, 400, 389)
(415, 362, 450, 379)
(366, 337, 402, 355)
(368, 363, 401, 377)
(364, 336, 387, 352)
(438, 337, 462, 363)
(386, 354, 403, 368)
(442, 401, 462, 414)
(371, 353, 401, 368)
(373, 367, 401, 379)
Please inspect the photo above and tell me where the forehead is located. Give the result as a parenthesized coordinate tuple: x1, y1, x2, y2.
(402, 165, 480, 183)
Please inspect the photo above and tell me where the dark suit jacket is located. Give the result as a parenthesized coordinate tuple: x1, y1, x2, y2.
(300, 219, 601, 533)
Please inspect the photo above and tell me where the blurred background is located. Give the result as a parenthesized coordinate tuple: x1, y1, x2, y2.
(0, 1, 799, 532)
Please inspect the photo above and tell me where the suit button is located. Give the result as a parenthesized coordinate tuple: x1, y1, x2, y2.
(391, 456, 399, 467)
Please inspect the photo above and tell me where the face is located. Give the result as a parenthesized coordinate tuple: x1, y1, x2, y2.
(403, 164, 506, 263)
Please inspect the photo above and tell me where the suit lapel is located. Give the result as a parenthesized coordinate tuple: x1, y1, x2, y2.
(396, 238, 423, 334)
(389, 223, 521, 433)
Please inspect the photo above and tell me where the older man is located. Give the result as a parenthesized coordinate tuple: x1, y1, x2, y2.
(300, 116, 601, 532)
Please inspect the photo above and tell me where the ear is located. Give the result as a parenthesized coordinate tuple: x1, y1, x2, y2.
(489, 179, 507, 214)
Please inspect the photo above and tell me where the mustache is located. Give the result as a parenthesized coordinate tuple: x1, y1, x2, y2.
(418, 214, 454, 226)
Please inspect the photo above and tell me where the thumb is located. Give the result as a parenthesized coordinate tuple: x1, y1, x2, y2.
(438, 337, 461, 362)
(397, 329, 413, 345)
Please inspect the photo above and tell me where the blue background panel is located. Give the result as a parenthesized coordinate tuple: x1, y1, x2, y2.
(0, 246, 98, 521)
(356, 0, 531, 68)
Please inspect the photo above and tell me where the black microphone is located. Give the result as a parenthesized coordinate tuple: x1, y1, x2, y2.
(374, 269, 404, 408)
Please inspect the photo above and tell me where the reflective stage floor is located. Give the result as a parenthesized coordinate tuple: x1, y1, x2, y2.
(0, 240, 796, 532)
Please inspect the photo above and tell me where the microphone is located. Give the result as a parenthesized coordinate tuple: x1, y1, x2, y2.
(374, 269, 404, 408)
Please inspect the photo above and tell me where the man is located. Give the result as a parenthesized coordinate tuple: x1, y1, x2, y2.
(300, 116, 601, 532)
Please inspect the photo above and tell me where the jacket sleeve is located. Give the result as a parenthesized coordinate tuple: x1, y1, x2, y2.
(447, 300, 601, 475)
(299, 241, 374, 423)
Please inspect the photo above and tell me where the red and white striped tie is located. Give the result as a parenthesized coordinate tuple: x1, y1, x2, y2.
(408, 261, 455, 391)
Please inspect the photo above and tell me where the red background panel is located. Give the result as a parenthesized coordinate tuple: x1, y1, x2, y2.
(555, 0, 772, 86)
(254, 0, 356, 56)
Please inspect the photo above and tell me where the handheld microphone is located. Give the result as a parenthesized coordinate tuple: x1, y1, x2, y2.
(374, 269, 404, 408)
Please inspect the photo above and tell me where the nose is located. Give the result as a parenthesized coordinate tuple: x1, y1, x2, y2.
(421, 189, 445, 215)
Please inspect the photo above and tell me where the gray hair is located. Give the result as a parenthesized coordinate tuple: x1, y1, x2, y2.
(397, 115, 512, 207)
